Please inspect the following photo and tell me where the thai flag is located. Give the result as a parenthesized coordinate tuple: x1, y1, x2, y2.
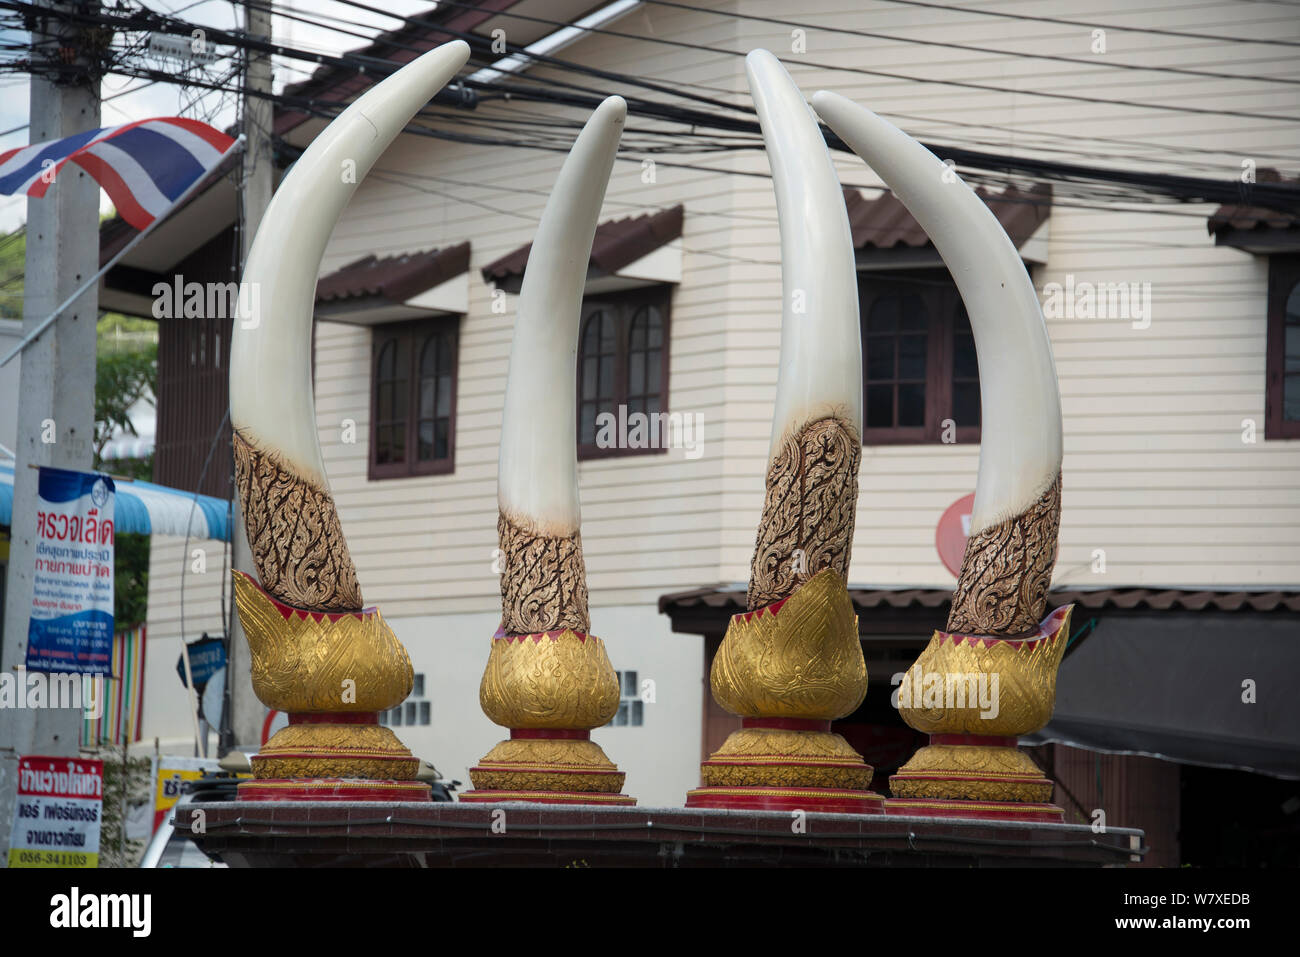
(0, 117, 236, 231)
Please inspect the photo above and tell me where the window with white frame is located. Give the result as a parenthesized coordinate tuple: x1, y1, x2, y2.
(606, 670, 644, 727)
(379, 671, 431, 727)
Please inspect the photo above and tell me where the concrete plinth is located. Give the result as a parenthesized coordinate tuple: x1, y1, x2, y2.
(177, 801, 1145, 867)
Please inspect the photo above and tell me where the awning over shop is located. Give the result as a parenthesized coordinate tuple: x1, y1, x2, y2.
(0, 462, 231, 541)
(1025, 609, 1300, 780)
(659, 583, 1300, 779)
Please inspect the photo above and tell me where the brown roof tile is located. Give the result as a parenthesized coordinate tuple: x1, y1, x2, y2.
(481, 205, 684, 284)
(315, 242, 470, 305)
(1207, 169, 1300, 237)
(659, 585, 1300, 616)
(844, 182, 1051, 251)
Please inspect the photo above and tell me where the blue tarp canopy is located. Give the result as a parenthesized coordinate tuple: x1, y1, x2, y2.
(0, 462, 231, 541)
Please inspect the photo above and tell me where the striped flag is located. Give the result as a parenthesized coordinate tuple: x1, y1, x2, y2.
(0, 117, 236, 231)
(82, 625, 147, 748)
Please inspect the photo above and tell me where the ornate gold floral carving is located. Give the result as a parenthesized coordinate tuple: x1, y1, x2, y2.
(479, 631, 620, 730)
(897, 605, 1072, 738)
(711, 568, 867, 720)
(702, 728, 873, 789)
(234, 429, 362, 613)
(251, 722, 419, 780)
(498, 511, 590, 635)
(748, 416, 861, 609)
(712, 727, 863, 760)
(470, 737, 626, 793)
(948, 473, 1061, 636)
(233, 570, 413, 714)
(889, 742, 1055, 803)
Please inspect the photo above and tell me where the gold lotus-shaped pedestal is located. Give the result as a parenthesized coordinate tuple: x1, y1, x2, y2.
(687, 569, 885, 814)
(887, 604, 1074, 819)
(463, 630, 634, 804)
(231, 571, 428, 800)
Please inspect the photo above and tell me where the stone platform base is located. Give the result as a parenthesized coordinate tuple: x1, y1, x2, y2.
(176, 801, 1144, 868)
(885, 797, 1065, 822)
(237, 779, 432, 802)
(685, 786, 884, 814)
(459, 789, 635, 806)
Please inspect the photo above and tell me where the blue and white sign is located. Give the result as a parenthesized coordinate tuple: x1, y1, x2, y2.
(26, 467, 115, 674)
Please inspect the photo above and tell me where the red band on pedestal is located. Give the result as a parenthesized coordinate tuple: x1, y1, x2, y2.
(509, 728, 591, 740)
(288, 713, 379, 726)
(929, 733, 1018, 748)
(742, 717, 832, 732)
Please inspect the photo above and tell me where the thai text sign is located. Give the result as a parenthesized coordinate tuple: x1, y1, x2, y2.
(8, 756, 103, 868)
(26, 467, 115, 674)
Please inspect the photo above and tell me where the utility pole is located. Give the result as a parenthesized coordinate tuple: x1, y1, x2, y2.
(222, 0, 273, 756)
(0, 0, 103, 859)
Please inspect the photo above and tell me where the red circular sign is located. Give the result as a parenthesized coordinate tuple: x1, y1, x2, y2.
(935, 493, 975, 578)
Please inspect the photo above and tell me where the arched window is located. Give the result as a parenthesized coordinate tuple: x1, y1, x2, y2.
(576, 289, 671, 458)
(859, 270, 982, 444)
(370, 317, 458, 478)
(1267, 256, 1300, 438)
(373, 337, 409, 466)
(418, 330, 454, 462)
(579, 308, 617, 446)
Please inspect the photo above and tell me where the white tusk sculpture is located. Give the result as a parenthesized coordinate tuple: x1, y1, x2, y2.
(231, 41, 470, 613)
(495, 94, 626, 635)
(812, 90, 1063, 637)
(812, 91, 1073, 822)
(226, 41, 470, 803)
(744, 49, 864, 611)
(686, 51, 883, 816)
(463, 96, 636, 806)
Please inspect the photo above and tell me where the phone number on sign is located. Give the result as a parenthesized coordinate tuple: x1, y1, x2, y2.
(13, 850, 90, 867)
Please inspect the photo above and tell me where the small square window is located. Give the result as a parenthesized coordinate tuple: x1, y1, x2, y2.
(419, 701, 431, 726)
(412, 673, 425, 698)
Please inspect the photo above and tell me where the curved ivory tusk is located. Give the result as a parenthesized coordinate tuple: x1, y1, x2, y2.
(810, 90, 1062, 536)
(748, 50, 862, 458)
(743, 52, 862, 611)
(497, 95, 627, 532)
(811, 90, 1063, 636)
(231, 41, 470, 488)
(494, 95, 626, 636)
(229, 40, 470, 612)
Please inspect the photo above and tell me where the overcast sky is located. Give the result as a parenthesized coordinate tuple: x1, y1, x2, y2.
(1, 0, 441, 233)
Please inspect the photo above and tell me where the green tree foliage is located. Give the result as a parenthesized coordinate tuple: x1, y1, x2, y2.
(1, 225, 158, 629)
(95, 315, 157, 631)
(0, 227, 24, 320)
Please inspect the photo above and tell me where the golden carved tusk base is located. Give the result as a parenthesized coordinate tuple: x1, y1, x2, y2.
(466, 629, 634, 805)
(468, 736, 627, 794)
(231, 571, 429, 801)
(250, 721, 421, 781)
(885, 605, 1075, 821)
(700, 727, 873, 790)
(689, 572, 884, 812)
(888, 740, 1054, 804)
